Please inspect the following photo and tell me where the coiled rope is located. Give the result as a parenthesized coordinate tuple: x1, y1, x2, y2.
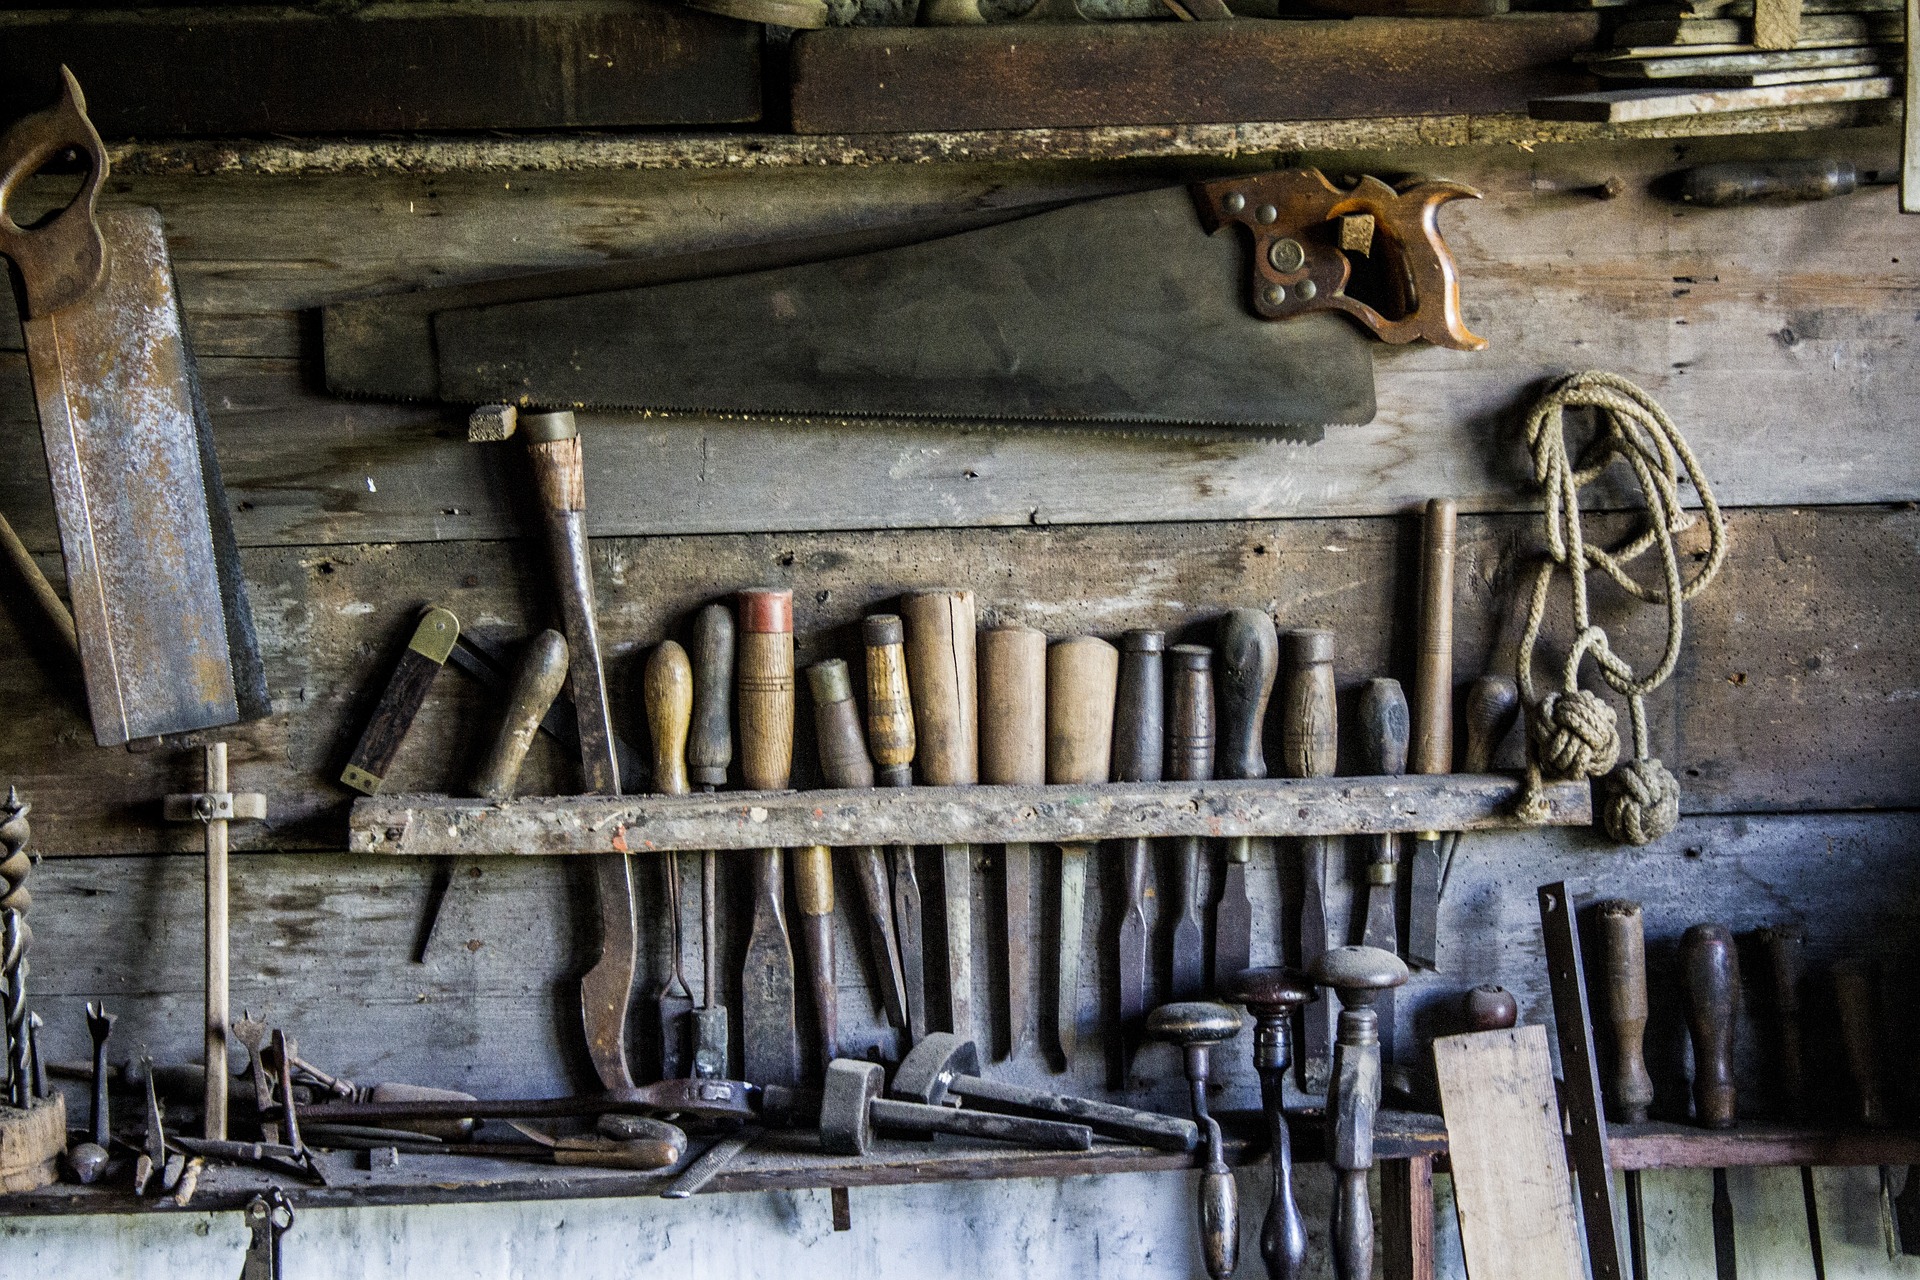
(1513, 372, 1728, 845)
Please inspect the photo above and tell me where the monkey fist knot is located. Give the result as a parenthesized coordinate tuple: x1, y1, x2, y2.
(1602, 758, 1680, 846)
(1531, 689, 1619, 780)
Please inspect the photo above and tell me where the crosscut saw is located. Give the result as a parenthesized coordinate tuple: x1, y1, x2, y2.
(324, 169, 1484, 437)
(0, 70, 267, 746)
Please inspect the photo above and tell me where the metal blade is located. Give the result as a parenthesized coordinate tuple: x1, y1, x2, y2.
(1211, 844, 1252, 992)
(430, 187, 1375, 431)
(742, 849, 801, 1089)
(1004, 841, 1034, 1059)
(1299, 834, 1335, 1094)
(1056, 842, 1090, 1064)
(1714, 1167, 1738, 1280)
(1116, 838, 1151, 1027)
(942, 844, 975, 1044)
(1407, 833, 1444, 970)
(1801, 1166, 1827, 1278)
(850, 846, 910, 1033)
(892, 844, 927, 1044)
(1360, 833, 1399, 1067)
(1170, 836, 1205, 1001)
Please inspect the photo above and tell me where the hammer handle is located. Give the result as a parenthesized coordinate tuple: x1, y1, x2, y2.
(526, 431, 618, 794)
(1680, 923, 1740, 1129)
(1411, 499, 1457, 777)
(900, 591, 978, 786)
(1594, 900, 1655, 1124)
(870, 1097, 1093, 1151)
(689, 604, 735, 789)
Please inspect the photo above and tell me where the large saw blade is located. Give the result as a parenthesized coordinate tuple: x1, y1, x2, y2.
(420, 186, 1375, 432)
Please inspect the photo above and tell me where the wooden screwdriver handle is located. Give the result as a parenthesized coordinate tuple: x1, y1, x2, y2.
(471, 629, 568, 801)
(863, 615, 916, 788)
(1113, 631, 1166, 784)
(1461, 674, 1519, 774)
(1216, 609, 1278, 783)
(807, 659, 874, 790)
(1833, 960, 1887, 1127)
(1411, 499, 1457, 777)
(979, 625, 1048, 786)
(1046, 638, 1119, 785)
(736, 590, 794, 792)
(900, 591, 977, 786)
(1165, 646, 1215, 784)
(1756, 923, 1808, 1119)
(1280, 629, 1337, 780)
(689, 603, 735, 790)
(644, 641, 693, 798)
(1679, 922, 1740, 1129)
(1593, 900, 1655, 1124)
(1355, 678, 1409, 778)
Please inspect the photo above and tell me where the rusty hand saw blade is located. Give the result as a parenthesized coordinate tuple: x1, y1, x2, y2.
(0, 70, 266, 746)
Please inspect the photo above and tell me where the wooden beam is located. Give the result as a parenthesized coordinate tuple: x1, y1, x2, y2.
(1609, 1123, 1920, 1170)
(1530, 75, 1895, 121)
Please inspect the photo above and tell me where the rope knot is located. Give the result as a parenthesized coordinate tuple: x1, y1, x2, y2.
(1601, 757, 1681, 846)
(1530, 689, 1619, 780)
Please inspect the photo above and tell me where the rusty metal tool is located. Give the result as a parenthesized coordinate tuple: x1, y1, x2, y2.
(979, 623, 1047, 1060)
(1537, 882, 1626, 1280)
(1147, 1001, 1245, 1280)
(1283, 628, 1339, 1092)
(792, 837, 839, 1069)
(240, 1188, 294, 1280)
(1046, 635, 1118, 1067)
(1222, 968, 1314, 1280)
(0, 69, 268, 747)
(1680, 923, 1740, 1280)
(1214, 608, 1277, 994)
(1593, 900, 1656, 1280)
(1311, 946, 1407, 1280)
(1354, 678, 1408, 1070)
(1833, 959, 1898, 1258)
(69, 1002, 113, 1184)
(735, 588, 801, 1088)
(663, 1129, 761, 1199)
(1407, 500, 1457, 972)
(1166, 644, 1215, 1002)
(1112, 628, 1164, 1080)
(901, 590, 980, 1044)
(798, 1058, 1093, 1155)
(0, 793, 31, 1111)
(646, 640, 698, 1079)
(136, 1053, 169, 1196)
(864, 614, 925, 1044)
(339, 607, 459, 794)
(164, 743, 266, 1142)
(301, 1076, 757, 1126)
(810, 657, 908, 1040)
(1756, 924, 1825, 1280)
(689, 603, 734, 1078)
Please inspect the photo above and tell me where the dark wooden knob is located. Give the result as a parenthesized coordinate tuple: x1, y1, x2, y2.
(1592, 900, 1654, 1124)
(1280, 628, 1337, 781)
(736, 589, 794, 792)
(1411, 498, 1456, 777)
(1112, 630, 1165, 784)
(1166, 645, 1215, 784)
(1046, 637, 1118, 786)
(807, 659, 874, 791)
(979, 625, 1047, 787)
(1223, 967, 1315, 1018)
(862, 614, 915, 788)
(1679, 922, 1739, 1129)
(644, 640, 693, 798)
(1464, 985, 1518, 1032)
(1461, 674, 1519, 773)
(1216, 608, 1278, 782)
(689, 603, 735, 790)
(1356, 678, 1409, 778)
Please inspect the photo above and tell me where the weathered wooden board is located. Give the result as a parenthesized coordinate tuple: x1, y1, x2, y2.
(1534, 77, 1898, 124)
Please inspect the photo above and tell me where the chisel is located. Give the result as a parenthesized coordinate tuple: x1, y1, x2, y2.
(737, 588, 801, 1089)
(1046, 636, 1118, 1067)
(1111, 629, 1165, 1082)
(1406, 499, 1456, 972)
(1680, 922, 1740, 1280)
(794, 659, 866, 1065)
(1213, 609, 1277, 991)
(808, 658, 908, 1039)
(1594, 900, 1657, 1280)
(864, 614, 925, 1044)
(1165, 644, 1215, 1002)
(645, 641, 697, 1080)
(979, 624, 1048, 1060)
(1756, 923, 1825, 1280)
(1283, 628, 1339, 1093)
(688, 603, 734, 1079)
(901, 590, 980, 1044)
(1833, 960, 1897, 1257)
(1353, 678, 1408, 1070)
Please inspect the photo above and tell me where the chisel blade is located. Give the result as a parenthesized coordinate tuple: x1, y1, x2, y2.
(1004, 841, 1035, 1059)
(1056, 842, 1090, 1063)
(942, 844, 974, 1044)
(1714, 1167, 1738, 1280)
(1170, 836, 1206, 1001)
(1211, 846, 1253, 993)
(1116, 838, 1152, 1030)
(742, 849, 801, 1089)
(892, 844, 927, 1044)
(1407, 833, 1444, 970)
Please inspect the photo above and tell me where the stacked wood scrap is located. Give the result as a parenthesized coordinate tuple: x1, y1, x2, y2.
(1531, 0, 1903, 122)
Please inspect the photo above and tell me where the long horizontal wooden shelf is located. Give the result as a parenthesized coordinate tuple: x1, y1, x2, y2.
(348, 774, 1592, 857)
(1608, 1122, 1920, 1171)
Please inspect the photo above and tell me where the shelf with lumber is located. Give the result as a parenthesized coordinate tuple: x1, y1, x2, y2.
(347, 774, 1594, 858)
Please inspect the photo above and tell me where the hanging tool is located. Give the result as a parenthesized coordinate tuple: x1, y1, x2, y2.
(1112, 629, 1165, 1083)
(737, 588, 801, 1089)
(1214, 608, 1277, 989)
(0, 69, 268, 747)
(1147, 1001, 1246, 1280)
(1676, 159, 1896, 206)
(1754, 924, 1826, 1280)
(1222, 968, 1314, 1280)
(1311, 945, 1408, 1280)
(1680, 923, 1740, 1280)
(864, 614, 926, 1044)
(1833, 959, 1898, 1258)
(1354, 679, 1408, 1071)
(1283, 628, 1339, 1093)
(69, 1002, 113, 1184)
(809, 658, 909, 1038)
(339, 607, 459, 794)
(792, 663, 846, 1069)
(240, 1188, 294, 1280)
(796, 1058, 1093, 1155)
(163, 744, 267, 1141)
(901, 590, 980, 1044)
(1165, 645, 1215, 1002)
(1407, 499, 1457, 972)
(979, 624, 1047, 1059)
(0, 792, 31, 1112)
(1046, 636, 1118, 1067)
(645, 641, 698, 1079)
(689, 603, 734, 1079)
(300, 1076, 757, 1127)
(1593, 900, 1656, 1280)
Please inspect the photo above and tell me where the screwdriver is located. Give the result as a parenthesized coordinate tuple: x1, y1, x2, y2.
(1213, 609, 1277, 991)
(1046, 635, 1118, 1066)
(1680, 922, 1740, 1280)
(1594, 899, 1656, 1280)
(979, 624, 1048, 1060)
(1677, 160, 1896, 207)
(1164, 644, 1215, 1002)
(643, 640, 697, 1079)
(1283, 628, 1338, 1093)
(737, 588, 801, 1089)
(1112, 629, 1166, 1082)
(688, 604, 734, 1079)
(863, 614, 925, 1044)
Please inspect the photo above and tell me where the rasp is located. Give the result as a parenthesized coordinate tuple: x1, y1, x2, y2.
(0, 70, 267, 746)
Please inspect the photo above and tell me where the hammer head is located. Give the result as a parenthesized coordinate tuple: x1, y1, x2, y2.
(890, 1032, 980, 1105)
(818, 1058, 882, 1156)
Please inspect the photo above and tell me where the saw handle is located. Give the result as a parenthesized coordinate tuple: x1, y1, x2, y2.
(0, 67, 106, 318)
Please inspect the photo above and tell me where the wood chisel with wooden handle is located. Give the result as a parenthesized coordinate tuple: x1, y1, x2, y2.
(1165, 645, 1215, 1002)
(1406, 499, 1457, 971)
(1046, 636, 1118, 1067)
(688, 603, 734, 1079)
(901, 590, 980, 1044)
(1354, 678, 1408, 1071)
(1111, 629, 1165, 1083)
(808, 658, 908, 1040)
(1213, 609, 1277, 990)
(979, 624, 1047, 1060)
(793, 658, 873, 1066)
(1833, 959, 1898, 1258)
(864, 614, 925, 1044)
(645, 641, 697, 1079)
(737, 588, 801, 1089)
(1756, 923, 1826, 1280)
(1283, 628, 1339, 1093)
(341, 606, 459, 795)
(1594, 900, 1657, 1280)
(1681, 922, 1740, 1280)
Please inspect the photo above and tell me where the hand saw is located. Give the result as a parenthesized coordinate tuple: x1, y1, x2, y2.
(0, 70, 267, 746)
(324, 170, 1484, 436)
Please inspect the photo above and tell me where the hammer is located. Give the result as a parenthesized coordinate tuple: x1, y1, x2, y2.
(768, 1058, 1094, 1155)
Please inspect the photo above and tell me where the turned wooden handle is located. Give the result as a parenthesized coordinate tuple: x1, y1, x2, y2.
(1166, 645, 1215, 785)
(1411, 499, 1457, 777)
(1216, 608, 1278, 783)
(901, 590, 978, 786)
(1355, 678, 1408, 778)
(1833, 960, 1887, 1127)
(1679, 922, 1740, 1129)
(1046, 637, 1119, 786)
(1280, 629, 1337, 781)
(1593, 899, 1655, 1124)
(1461, 674, 1519, 774)
(471, 629, 569, 801)
(644, 641, 693, 798)
(807, 659, 874, 791)
(863, 614, 916, 788)
(979, 625, 1048, 787)
(689, 603, 735, 790)
(794, 844, 835, 918)
(736, 589, 795, 792)
(1756, 923, 1808, 1120)
(1464, 985, 1518, 1032)
(1112, 630, 1166, 785)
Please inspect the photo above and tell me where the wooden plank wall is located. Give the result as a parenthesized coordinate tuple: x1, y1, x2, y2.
(2, 122, 1917, 1274)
